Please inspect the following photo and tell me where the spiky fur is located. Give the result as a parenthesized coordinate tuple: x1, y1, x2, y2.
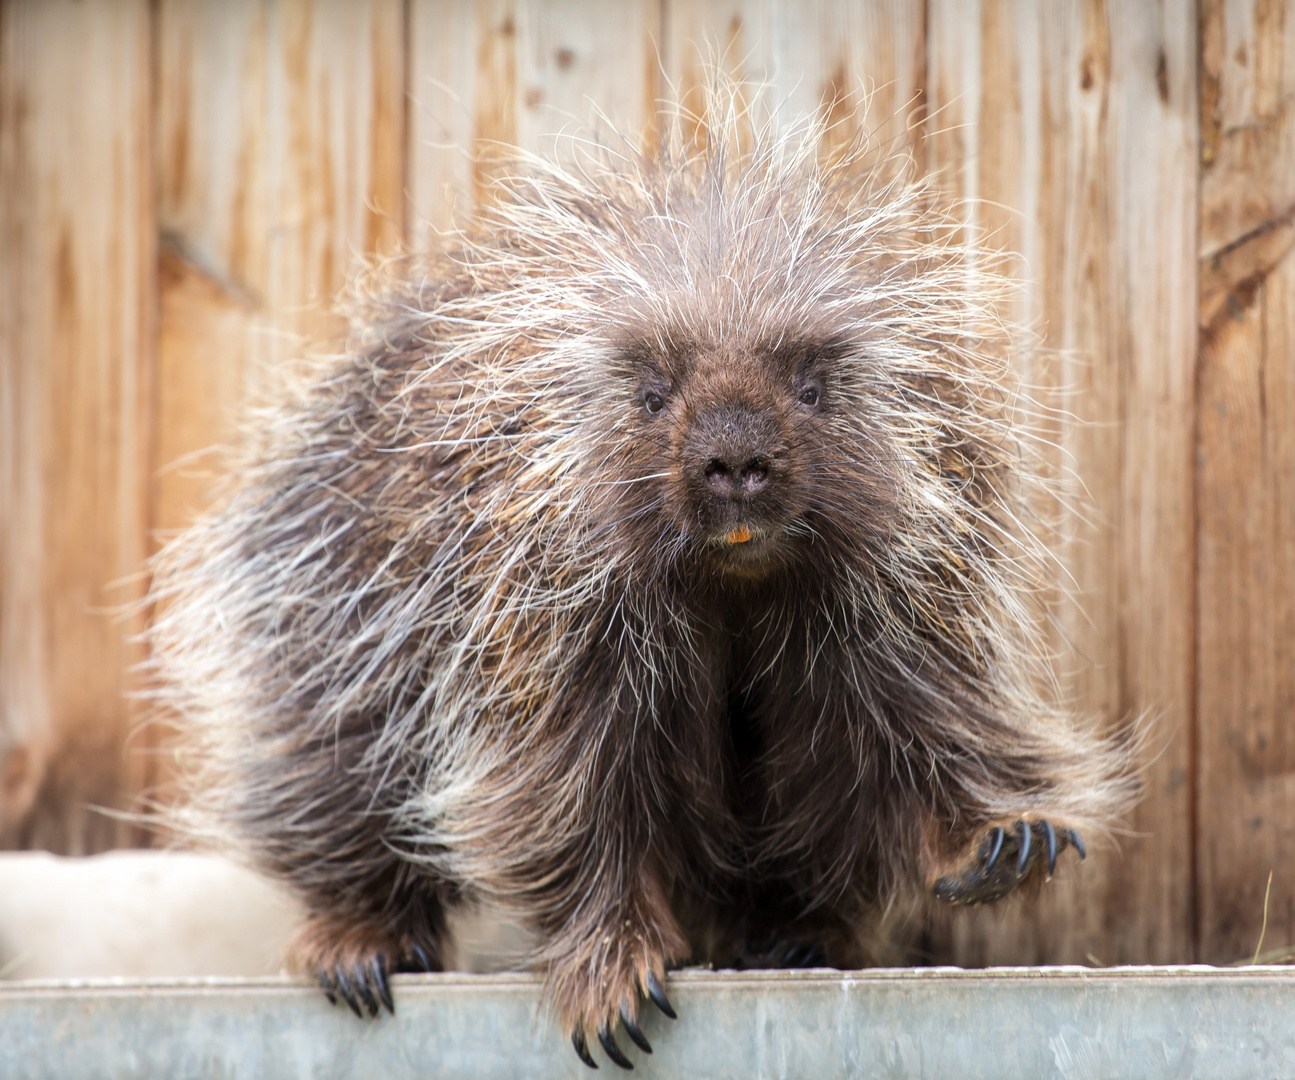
(149, 84, 1136, 1042)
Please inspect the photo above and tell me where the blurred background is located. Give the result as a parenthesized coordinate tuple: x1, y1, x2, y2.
(0, 0, 1291, 975)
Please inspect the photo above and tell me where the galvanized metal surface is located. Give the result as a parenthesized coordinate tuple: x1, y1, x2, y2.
(4, 966, 1294, 1079)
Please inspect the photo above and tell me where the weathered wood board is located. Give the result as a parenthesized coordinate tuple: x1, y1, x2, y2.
(0, 0, 155, 852)
(406, 0, 664, 244)
(153, 0, 406, 536)
(923, 0, 1200, 967)
(1197, 0, 1295, 965)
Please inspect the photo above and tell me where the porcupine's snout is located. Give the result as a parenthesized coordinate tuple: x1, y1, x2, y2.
(691, 403, 777, 498)
(685, 400, 789, 560)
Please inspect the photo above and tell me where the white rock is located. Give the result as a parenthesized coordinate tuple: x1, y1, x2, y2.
(0, 850, 302, 979)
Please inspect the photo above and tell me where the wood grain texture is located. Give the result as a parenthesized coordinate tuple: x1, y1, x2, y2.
(152, 248, 256, 543)
(925, 0, 1198, 965)
(0, 0, 155, 852)
(407, 0, 663, 245)
(1197, 0, 1295, 965)
(661, 0, 925, 163)
(154, 0, 405, 536)
(1201, 0, 1295, 258)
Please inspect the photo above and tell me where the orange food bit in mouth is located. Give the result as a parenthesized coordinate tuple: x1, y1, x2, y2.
(725, 525, 752, 544)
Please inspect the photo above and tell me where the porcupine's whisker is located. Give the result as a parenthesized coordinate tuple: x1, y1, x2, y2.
(582, 471, 675, 487)
(583, 504, 670, 540)
(807, 457, 919, 467)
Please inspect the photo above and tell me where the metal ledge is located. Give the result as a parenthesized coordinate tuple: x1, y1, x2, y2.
(4, 966, 1294, 1079)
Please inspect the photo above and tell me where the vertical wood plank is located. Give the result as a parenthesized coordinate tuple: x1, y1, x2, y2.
(152, 252, 256, 548)
(1200, 0, 1295, 257)
(407, 0, 664, 246)
(0, 0, 155, 852)
(661, 0, 926, 161)
(662, 0, 777, 137)
(925, 0, 1199, 964)
(1197, 0, 1295, 965)
(153, 0, 406, 535)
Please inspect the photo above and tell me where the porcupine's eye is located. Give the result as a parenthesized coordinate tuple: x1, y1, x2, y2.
(644, 392, 665, 415)
(798, 385, 821, 408)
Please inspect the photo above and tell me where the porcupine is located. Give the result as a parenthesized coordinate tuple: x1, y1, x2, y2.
(149, 83, 1136, 1068)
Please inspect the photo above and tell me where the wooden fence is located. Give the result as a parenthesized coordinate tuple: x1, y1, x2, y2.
(0, 0, 1291, 969)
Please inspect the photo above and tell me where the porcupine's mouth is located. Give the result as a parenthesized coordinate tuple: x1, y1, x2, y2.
(707, 521, 781, 574)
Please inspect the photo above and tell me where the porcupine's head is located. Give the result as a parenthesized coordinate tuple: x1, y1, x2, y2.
(606, 317, 892, 583)
(488, 93, 1030, 595)
(322, 77, 1036, 649)
(589, 182, 896, 585)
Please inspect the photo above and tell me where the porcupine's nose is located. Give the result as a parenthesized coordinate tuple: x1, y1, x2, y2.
(692, 403, 777, 501)
(703, 453, 770, 496)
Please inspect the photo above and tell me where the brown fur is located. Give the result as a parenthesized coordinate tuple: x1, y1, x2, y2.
(149, 85, 1137, 1057)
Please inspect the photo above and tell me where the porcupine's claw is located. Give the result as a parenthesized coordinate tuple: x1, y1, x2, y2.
(646, 971, 677, 1020)
(333, 966, 366, 1018)
(598, 1026, 634, 1070)
(931, 819, 1086, 905)
(730, 933, 828, 970)
(984, 826, 1006, 872)
(572, 1030, 599, 1069)
(1066, 827, 1086, 860)
(620, 1002, 653, 1054)
(371, 955, 395, 1015)
(357, 963, 380, 1015)
(1015, 819, 1032, 873)
(1042, 820, 1058, 877)
(792, 941, 828, 967)
(353, 967, 381, 1018)
(406, 942, 434, 972)
(773, 940, 825, 967)
(569, 970, 671, 1067)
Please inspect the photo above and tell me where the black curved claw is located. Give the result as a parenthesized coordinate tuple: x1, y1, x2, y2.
(1066, 827, 1086, 860)
(572, 1029, 598, 1070)
(356, 969, 381, 1018)
(1015, 820, 1032, 872)
(407, 942, 434, 973)
(984, 826, 1006, 872)
(371, 955, 394, 1015)
(317, 970, 338, 1006)
(620, 1002, 652, 1054)
(646, 971, 676, 1020)
(801, 942, 828, 967)
(333, 967, 365, 1019)
(783, 941, 827, 968)
(1042, 821, 1058, 876)
(599, 1026, 634, 1070)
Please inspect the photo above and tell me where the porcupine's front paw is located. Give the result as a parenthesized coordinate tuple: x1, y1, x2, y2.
(551, 938, 684, 1070)
(729, 935, 828, 970)
(931, 819, 1086, 906)
(288, 914, 443, 1018)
